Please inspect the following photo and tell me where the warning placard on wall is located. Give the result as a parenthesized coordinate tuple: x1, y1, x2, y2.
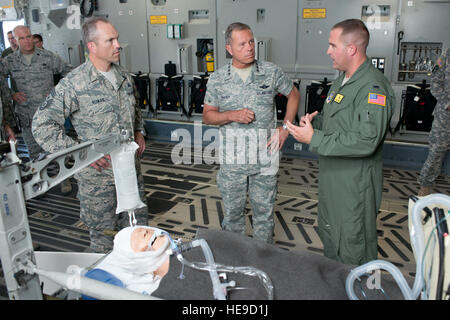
(302, 8, 326, 19)
(150, 15, 167, 24)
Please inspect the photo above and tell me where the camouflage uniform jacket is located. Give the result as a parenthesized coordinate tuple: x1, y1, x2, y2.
(0, 59, 14, 126)
(0, 99, 4, 140)
(204, 60, 293, 174)
(0, 75, 13, 126)
(0, 97, 14, 140)
(430, 47, 449, 114)
(1, 47, 72, 123)
(32, 58, 144, 180)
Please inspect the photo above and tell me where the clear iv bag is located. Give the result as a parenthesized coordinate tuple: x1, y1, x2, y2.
(110, 141, 146, 214)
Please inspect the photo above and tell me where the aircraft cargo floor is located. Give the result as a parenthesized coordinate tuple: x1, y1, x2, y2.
(1, 139, 449, 298)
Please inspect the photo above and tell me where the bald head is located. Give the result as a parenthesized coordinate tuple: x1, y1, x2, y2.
(332, 19, 369, 53)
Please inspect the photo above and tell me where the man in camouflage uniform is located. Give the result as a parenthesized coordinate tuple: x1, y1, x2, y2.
(203, 22, 299, 243)
(32, 17, 148, 253)
(418, 47, 450, 196)
(0, 26, 72, 160)
(1, 31, 19, 58)
(0, 62, 14, 141)
(0, 88, 16, 142)
(1, 30, 19, 132)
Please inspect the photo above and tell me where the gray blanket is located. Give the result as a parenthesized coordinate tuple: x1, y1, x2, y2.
(153, 229, 414, 300)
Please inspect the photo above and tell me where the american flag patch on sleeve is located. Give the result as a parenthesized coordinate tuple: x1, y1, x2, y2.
(367, 93, 386, 106)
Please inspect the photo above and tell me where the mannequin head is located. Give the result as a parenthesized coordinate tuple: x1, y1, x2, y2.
(113, 226, 171, 278)
(130, 227, 168, 252)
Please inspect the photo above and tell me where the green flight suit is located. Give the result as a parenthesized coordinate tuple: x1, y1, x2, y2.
(309, 59, 394, 265)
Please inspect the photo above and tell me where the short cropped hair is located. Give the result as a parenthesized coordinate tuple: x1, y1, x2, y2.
(32, 34, 43, 42)
(82, 16, 111, 46)
(12, 25, 29, 38)
(225, 22, 252, 45)
(332, 19, 370, 50)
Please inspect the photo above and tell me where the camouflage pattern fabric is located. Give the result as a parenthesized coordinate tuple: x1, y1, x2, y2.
(1, 47, 72, 159)
(0, 70, 13, 124)
(0, 77, 14, 140)
(0, 99, 4, 140)
(1, 46, 18, 93)
(1, 47, 14, 59)
(204, 60, 293, 243)
(32, 58, 147, 252)
(217, 169, 277, 243)
(418, 47, 450, 187)
(205, 60, 292, 173)
(79, 161, 147, 253)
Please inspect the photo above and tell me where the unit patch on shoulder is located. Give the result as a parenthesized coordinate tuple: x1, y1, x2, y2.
(436, 57, 444, 68)
(326, 91, 335, 104)
(368, 93, 386, 106)
(39, 88, 56, 110)
(334, 94, 344, 103)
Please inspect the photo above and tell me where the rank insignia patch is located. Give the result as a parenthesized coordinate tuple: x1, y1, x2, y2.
(334, 94, 344, 103)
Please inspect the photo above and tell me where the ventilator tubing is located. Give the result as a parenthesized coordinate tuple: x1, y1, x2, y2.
(345, 260, 414, 300)
(346, 194, 450, 300)
(175, 239, 274, 300)
(409, 194, 450, 299)
(110, 141, 146, 214)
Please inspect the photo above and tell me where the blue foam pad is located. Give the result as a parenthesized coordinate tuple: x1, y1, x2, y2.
(81, 268, 125, 300)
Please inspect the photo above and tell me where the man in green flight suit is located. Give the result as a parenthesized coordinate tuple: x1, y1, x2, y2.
(286, 19, 394, 265)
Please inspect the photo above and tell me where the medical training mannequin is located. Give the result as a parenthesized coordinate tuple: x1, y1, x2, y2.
(130, 227, 170, 277)
(94, 226, 171, 295)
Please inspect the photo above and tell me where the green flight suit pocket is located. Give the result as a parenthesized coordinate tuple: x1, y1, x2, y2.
(317, 211, 338, 260)
(360, 110, 378, 139)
